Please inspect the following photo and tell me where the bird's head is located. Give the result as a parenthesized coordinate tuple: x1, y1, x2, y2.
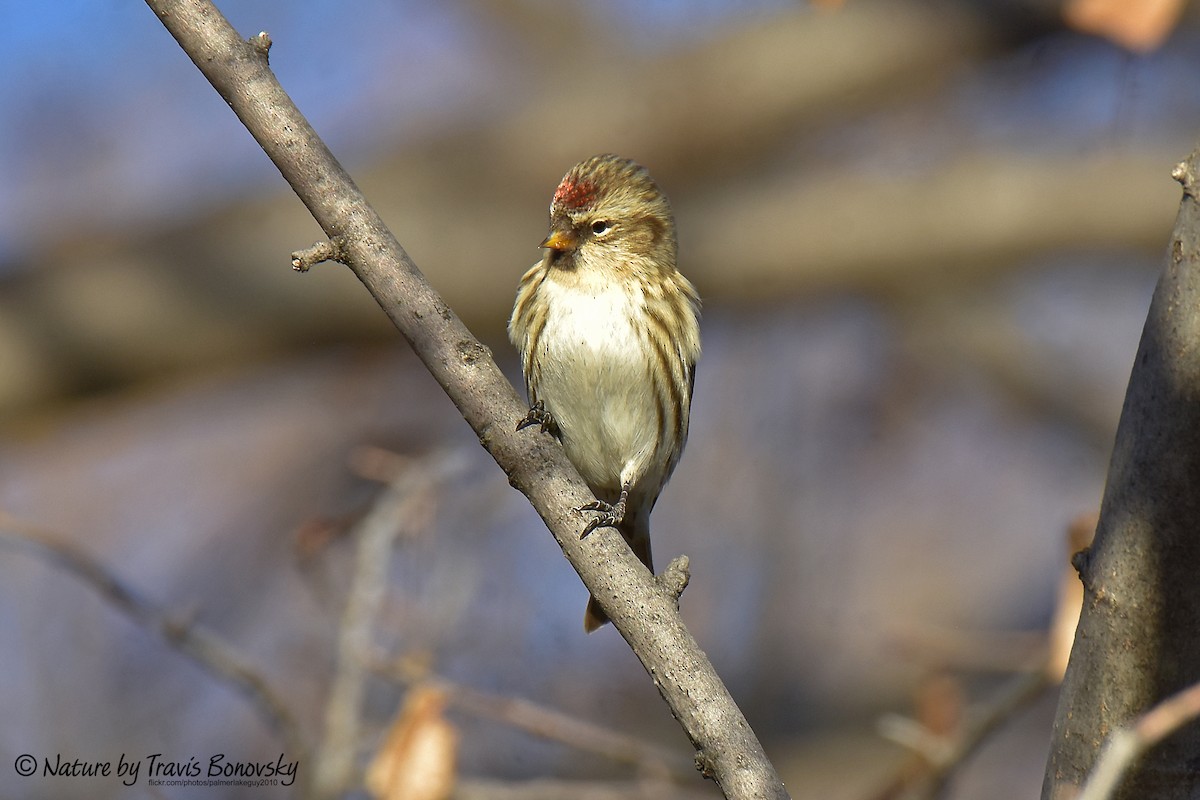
(542, 154, 677, 274)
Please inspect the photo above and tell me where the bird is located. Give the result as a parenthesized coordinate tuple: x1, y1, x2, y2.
(509, 154, 701, 632)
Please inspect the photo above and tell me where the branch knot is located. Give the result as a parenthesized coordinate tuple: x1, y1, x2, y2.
(249, 31, 272, 59)
(658, 555, 691, 604)
(1173, 159, 1198, 200)
(291, 237, 346, 272)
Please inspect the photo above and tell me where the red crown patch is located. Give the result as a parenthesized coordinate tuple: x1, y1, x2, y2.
(553, 177, 597, 211)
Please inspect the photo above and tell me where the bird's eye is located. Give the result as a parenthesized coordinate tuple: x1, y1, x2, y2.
(591, 220, 611, 235)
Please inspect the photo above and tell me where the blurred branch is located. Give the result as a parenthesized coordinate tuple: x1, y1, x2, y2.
(143, 2, 788, 797)
(468, 1, 993, 181)
(686, 152, 1176, 303)
(870, 658, 1052, 800)
(313, 449, 466, 799)
(871, 512, 1092, 800)
(453, 777, 717, 800)
(0, 511, 309, 785)
(1076, 680, 1200, 800)
(370, 653, 695, 783)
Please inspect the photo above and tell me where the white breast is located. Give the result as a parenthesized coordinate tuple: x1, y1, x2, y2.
(532, 277, 663, 494)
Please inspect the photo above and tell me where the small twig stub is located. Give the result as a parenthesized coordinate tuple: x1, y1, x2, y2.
(291, 238, 345, 272)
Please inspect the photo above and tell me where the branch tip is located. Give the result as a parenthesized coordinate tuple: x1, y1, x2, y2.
(1172, 160, 1197, 199)
(659, 555, 691, 602)
(249, 31, 272, 58)
(291, 238, 345, 272)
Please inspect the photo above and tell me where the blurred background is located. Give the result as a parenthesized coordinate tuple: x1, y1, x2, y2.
(1, 1, 1196, 798)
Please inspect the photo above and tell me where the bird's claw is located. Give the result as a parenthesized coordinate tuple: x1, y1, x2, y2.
(576, 497, 626, 538)
(516, 400, 558, 436)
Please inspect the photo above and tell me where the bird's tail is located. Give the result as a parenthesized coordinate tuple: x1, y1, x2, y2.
(584, 511, 653, 633)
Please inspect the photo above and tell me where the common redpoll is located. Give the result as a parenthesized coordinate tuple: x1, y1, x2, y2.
(509, 154, 701, 632)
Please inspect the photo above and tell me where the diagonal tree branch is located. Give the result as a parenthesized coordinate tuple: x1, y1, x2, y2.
(0, 514, 310, 787)
(142, 2, 789, 797)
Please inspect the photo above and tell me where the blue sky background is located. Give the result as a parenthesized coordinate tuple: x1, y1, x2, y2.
(4, 2, 1200, 272)
(0, 1, 797, 269)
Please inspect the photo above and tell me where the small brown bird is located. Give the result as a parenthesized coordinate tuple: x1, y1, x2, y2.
(509, 155, 701, 632)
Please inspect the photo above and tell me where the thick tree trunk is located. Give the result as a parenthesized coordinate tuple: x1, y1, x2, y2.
(1042, 148, 1200, 798)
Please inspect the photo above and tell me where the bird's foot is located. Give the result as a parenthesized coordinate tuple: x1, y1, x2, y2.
(516, 400, 558, 436)
(576, 485, 628, 538)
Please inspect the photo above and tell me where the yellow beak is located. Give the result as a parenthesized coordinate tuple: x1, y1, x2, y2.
(540, 229, 577, 251)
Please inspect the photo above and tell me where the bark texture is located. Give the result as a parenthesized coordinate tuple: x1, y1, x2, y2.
(1043, 148, 1200, 799)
